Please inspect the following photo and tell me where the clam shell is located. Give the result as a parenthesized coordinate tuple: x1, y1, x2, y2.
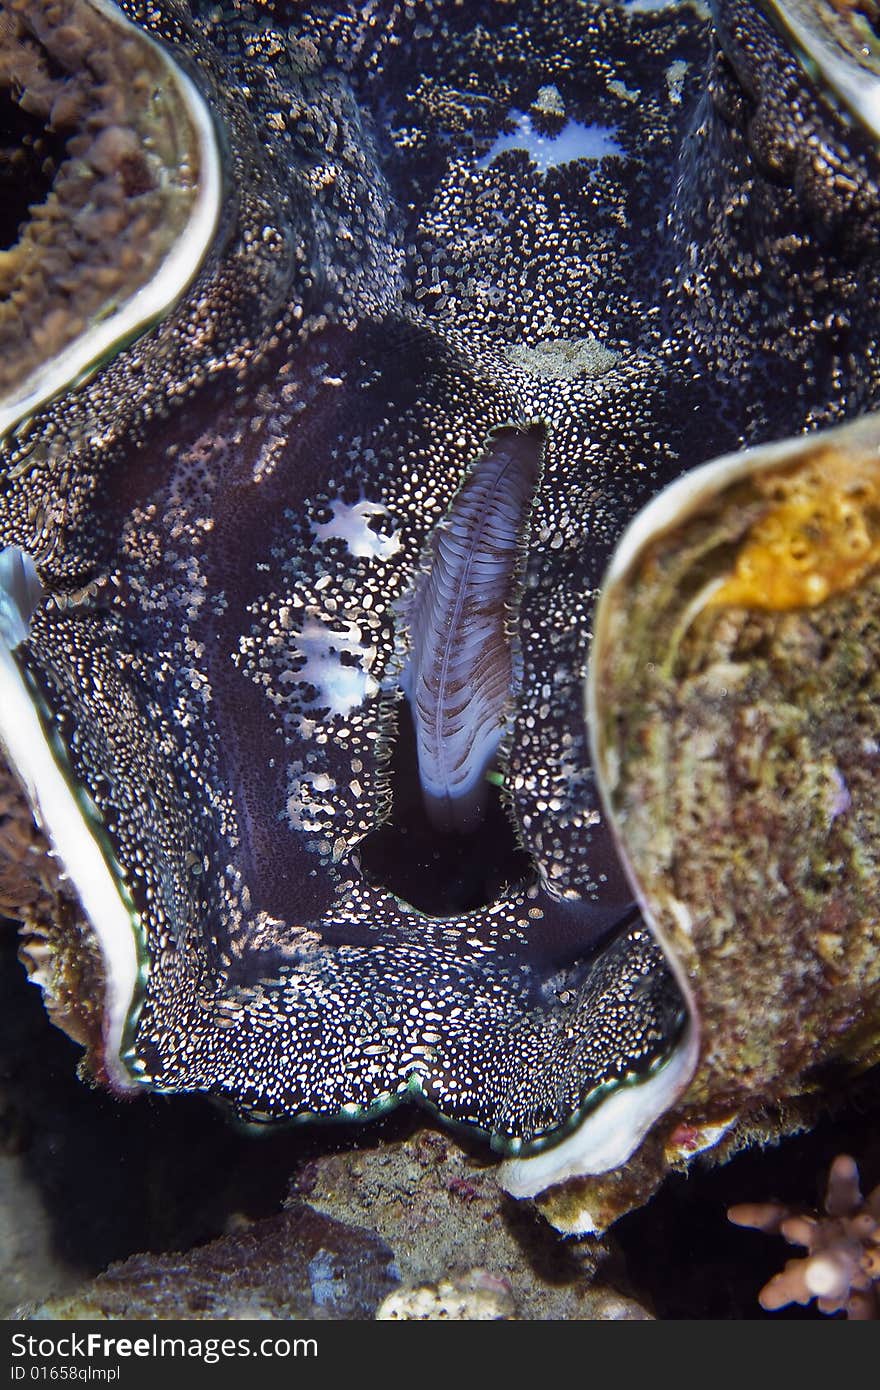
(0, 0, 221, 441)
(0, 546, 145, 1092)
(574, 414, 880, 1199)
(513, 414, 880, 1231)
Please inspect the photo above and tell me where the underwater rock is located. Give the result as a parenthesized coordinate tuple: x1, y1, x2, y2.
(1, 0, 880, 1229)
(291, 1125, 652, 1319)
(376, 1269, 517, 1321)
(26, 1205, 400, 1321)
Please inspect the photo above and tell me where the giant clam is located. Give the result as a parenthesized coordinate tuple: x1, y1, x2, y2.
(1, 0, 880, 1235)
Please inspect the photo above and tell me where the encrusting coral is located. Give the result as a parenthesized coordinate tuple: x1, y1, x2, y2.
(728, 1155, 880, 1319)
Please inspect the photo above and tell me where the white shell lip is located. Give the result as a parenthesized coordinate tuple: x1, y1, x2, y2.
(759, 0, 880, 140)
(498, 1018, 700, 1200)
(502, 414, 880, 1199)
(0, 0, 224, 443)
(0, 548, 146, 1093)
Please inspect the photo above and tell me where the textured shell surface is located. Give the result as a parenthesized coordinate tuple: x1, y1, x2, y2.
(1, 0, 880, 1227)
(540, 413, 880, 1230)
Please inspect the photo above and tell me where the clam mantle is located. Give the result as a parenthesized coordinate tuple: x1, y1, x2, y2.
(1, 0, 880, 1229)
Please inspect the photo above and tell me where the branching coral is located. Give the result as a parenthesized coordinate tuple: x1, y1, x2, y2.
(729, 1155, 880, 1319)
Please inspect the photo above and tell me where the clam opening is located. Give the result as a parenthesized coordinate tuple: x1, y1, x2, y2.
(358, 698, 533, 916)
(361, 425, 542, 913)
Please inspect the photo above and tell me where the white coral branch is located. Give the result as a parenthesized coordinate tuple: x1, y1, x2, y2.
(728, 1154, 880, 1319)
